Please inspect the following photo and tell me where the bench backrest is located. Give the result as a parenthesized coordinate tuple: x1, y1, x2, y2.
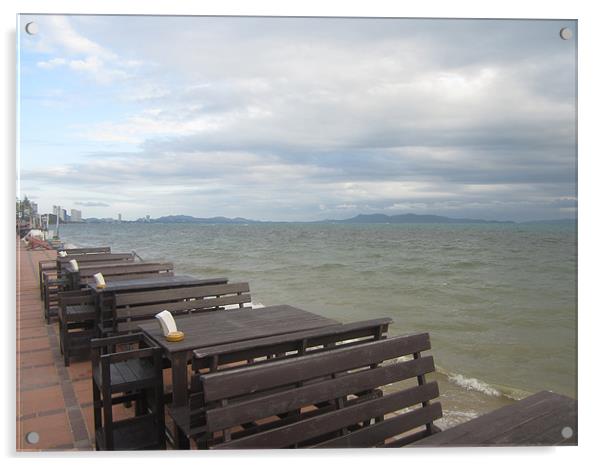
(107, 281, 247, 334)
(196, 334, 441, 449)
(57, 252, 135, 275)
(58, 247, 111, 255)
(183, 319, 392, 440)
(64, 262, 174, 289)
(58, 288, 95, 307)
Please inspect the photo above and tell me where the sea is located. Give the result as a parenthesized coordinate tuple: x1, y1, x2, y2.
(59, 221, 577, 429)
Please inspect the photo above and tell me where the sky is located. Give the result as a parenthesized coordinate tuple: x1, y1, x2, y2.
(17, 15, 577, 222)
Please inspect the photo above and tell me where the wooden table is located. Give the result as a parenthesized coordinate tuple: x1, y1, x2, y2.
(411, 391, 577, 446)
(138, 305, 340, 408)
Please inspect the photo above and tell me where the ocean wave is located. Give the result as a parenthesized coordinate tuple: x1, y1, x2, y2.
(437, 366, 531, 401)
(436, 409, 480, 430)
(447, 373, 502, 397)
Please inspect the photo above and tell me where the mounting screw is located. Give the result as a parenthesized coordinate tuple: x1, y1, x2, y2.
(25, 431, 40, 444)
(559, 27, 573, 40)
(561, 426, 573, 439)
(25, 21, 38, 35)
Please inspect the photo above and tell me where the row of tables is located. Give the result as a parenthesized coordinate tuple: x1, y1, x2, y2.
(85, 272, 577, 448)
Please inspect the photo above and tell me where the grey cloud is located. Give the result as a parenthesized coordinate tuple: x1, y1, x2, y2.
(21, 16, 577, 221)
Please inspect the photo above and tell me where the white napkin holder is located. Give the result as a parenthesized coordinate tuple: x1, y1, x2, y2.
(69, 259, 79, 271)
(93, 272, 106, 289)
(155, 310, 178, 337)
(58, 251, 67, 257)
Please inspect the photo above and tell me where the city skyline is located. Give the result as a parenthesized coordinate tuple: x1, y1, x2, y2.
(18, 16, 577, 222)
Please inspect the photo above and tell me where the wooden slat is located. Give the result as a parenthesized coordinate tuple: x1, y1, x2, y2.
(313, 403, 443, 448)
(60, 247, 111, 254)
(58, 253, 134, 264)
(211, 385, 441, 449)
(86, 271, 173, 284)
(117, 294, 251, 319)
(202, 334, 431, 402)
(205, 362, 437, 431)
(410, 391, 577, 446)
(115, 282, 250, 306)
(77, 262, 173, 277)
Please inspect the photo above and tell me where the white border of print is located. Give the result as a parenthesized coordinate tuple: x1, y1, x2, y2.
(2, 1, 599, 465)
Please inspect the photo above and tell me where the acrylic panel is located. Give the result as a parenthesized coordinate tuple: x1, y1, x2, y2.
(16, 15, 577, 451)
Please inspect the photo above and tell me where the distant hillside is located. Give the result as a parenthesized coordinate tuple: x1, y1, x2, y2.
(122, 213, 574, 225)
(324, 213, 515, 224)
(140, 215, 258, 224)
(520, 218, 576, 225)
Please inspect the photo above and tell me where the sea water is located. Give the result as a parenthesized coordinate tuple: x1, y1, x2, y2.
(59, 222, 577, 428)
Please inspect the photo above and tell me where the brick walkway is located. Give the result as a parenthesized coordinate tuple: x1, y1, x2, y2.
(15, 240, 180, 451)
(15, 239, 108, 451)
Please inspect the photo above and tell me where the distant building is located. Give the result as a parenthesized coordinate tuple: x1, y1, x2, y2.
(30, 202, 38, 214)
(145, 215, 150, 222)
(71, 209, 82, 222)
(118, 213, 122, 222)
(61, 208, 67, 222)
(53, 205, 61, 219)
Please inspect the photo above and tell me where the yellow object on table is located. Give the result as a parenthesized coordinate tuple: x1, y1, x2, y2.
(166, 331, 185, 342)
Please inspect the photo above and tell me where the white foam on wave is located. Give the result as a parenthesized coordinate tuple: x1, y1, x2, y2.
(436, 409, 480, 430)
(447, 373, 502, 397)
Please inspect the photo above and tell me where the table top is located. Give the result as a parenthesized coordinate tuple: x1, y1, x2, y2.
(89, 274, 226, 293)
(411, 390, 577, 446)
(138, 305, 341, 354)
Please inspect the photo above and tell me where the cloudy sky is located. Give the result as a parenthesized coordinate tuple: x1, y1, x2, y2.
(18, 15, 576, 221)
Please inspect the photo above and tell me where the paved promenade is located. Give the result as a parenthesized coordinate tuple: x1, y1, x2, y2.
(16, 241, 96, 451)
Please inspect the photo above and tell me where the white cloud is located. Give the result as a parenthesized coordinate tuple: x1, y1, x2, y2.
(28, 16, 137, 85)
(36, 57, 67, 69)
(44, 15, 116, 61)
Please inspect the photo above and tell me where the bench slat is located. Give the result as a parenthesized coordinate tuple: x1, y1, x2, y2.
(77, 262, 173, 277)
(202, 334, 431, 401)
(211, 384, 441, 449)
(118, 294, 251, 319)
(59, 247, 111, 254)
(312, 402, 443, 449)
(205, 357, 436, 431)
(58, 253, 134, 264)
(115, 282, 248, 306)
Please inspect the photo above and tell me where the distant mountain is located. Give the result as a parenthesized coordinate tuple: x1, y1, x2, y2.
(323, 213, 515, 224)
(125, 213, 574, 225)
(140, 215, 258, 224)
(520, 218, 576, 225)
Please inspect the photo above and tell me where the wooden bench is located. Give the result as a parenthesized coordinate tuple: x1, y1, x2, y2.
(190, 333, 441, 448)
(98, 280, 245, 337)
(42, 252, 136, 323)
(170, 318, 394, 446)
(409, 390, 577, 446)
(58, 289, 96, 366)
(63, 261, 175, 291)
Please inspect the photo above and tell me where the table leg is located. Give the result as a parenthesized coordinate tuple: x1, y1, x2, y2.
(171, 352, 190, 449)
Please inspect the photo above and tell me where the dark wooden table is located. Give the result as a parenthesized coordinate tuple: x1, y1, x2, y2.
(138, 305, 341, 408)
(411, 391, 577, 446)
